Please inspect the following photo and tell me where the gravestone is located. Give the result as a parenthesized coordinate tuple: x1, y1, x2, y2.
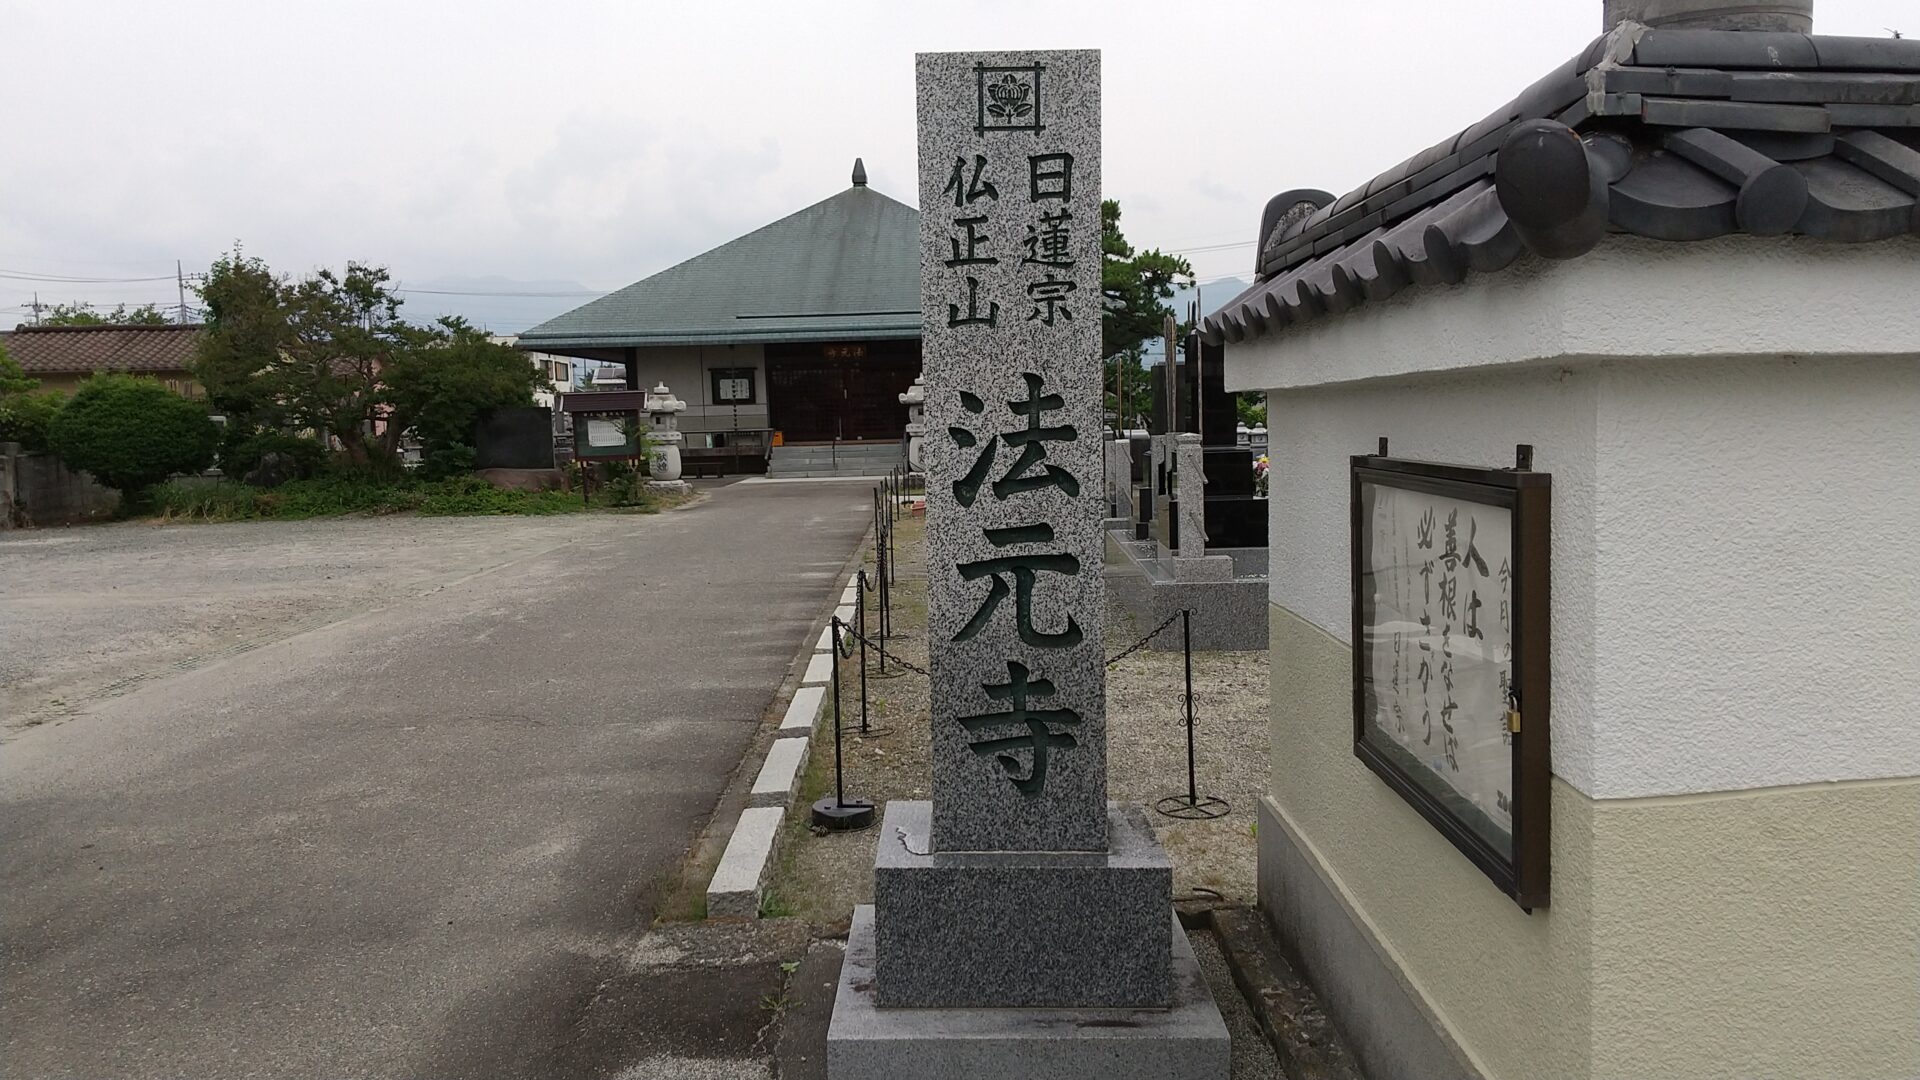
(827, 47, 1227, 1080)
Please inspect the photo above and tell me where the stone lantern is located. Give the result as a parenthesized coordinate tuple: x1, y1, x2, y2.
(898, 374, 927, 474)
(643, 382, 692, 493)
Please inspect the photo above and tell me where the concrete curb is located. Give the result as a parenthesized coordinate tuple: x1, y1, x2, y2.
(1208, 906, 1360, 1080)
(801, 651, 833, 686)
(750, 737, 812, 808)
(707, 806, 787, 918)
(705, 563, 863, 920)
(779, 685, 828, 738)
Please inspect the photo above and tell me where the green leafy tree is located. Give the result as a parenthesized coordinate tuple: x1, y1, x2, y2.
(274, 262, 431, 465)
(1236, 393, 1266, 429)
(47, 374, 219, 504)
(39, 302, 174, 326)
(192, 248, 288, 426)
(0, 345, 68, 451)
(381, 317, 542, 465)
(1101, 199, 1192, 360)
(193, 251, 431, 466)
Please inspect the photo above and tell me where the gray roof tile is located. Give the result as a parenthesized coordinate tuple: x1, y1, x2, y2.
(1205, 25, 1920, 347)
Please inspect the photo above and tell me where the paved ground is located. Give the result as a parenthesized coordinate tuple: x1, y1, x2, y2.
(0, 480, 872, 1079)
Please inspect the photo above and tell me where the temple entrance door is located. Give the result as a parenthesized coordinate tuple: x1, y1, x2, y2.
(766, 341, 920, 442)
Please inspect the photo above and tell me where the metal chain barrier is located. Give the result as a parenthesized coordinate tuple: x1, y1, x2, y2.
(835, 621, 930, 678)
(834, 619, 861, 660)
(836, 607, 1182, 678)
(1105, 609, 1184, 668)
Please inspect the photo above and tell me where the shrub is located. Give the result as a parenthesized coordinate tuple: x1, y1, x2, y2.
(0, 346, 65, 452)
(48, 375, 219, 504)
(150, 474, 590, 522)
(416, 475, 581, 516)
(420, 443, 477, 481)
(0, 389, 67, 452)
(220, 431, 327, 484)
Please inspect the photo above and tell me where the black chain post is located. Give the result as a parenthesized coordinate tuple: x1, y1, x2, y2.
(832, 616, 846, 802)
(811, 616, 875, 831)
(878, 525, 891, 658)
(857, 569, 869, 732)
(1156, 609, 1229, 820)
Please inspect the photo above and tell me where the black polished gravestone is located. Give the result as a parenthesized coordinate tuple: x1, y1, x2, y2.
(1187, 333, 1266, 549)
(1143, 340, 1266, 553)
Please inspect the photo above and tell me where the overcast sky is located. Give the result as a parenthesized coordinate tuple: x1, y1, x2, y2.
(3, 0, 1911, 331)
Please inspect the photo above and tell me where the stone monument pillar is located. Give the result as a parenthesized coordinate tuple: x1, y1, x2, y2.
(899, 374, 927, 475)
(1106, 436, 1134, 531)
(826, 48, 1227, 1080)
(642, 382, 692, 495)
(1172, 432, 1231, 582)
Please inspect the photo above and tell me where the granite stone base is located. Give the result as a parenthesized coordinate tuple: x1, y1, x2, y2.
(1105, 530, 1269, 652)
(873, 801, 1171, 1008)
(828, 905, 1229, 1080)
(643, 479, 693, 496)
(1172, 554, 1235, 582)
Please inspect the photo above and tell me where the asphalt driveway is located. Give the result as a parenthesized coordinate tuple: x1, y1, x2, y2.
(0, 479, 872, 1078)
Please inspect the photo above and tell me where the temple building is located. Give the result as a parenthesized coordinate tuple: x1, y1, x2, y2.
(518, 160, 920, 474)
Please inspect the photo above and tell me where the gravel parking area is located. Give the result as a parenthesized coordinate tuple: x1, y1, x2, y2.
(0, 514, 632, 733)
(764, 512, 1270, 926)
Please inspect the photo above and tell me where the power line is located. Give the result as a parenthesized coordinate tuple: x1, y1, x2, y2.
(0, 268, 177, 283)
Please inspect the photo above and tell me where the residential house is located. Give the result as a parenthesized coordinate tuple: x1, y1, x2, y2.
(0, 324, 205, 397)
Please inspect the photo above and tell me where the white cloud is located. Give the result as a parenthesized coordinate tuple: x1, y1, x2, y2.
(2, 0, 1912, 320)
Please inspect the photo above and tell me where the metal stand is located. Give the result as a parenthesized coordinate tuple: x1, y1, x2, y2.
(812, 615, 876, 831)
(1156, 609, 1230, 821)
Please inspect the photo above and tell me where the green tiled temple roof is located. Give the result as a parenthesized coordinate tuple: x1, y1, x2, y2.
(520, 167, 921, 350)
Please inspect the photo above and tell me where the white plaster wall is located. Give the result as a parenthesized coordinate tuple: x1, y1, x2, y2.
(1266, 365, 1604, 795)
(1263, 353, 1920, 800)
(1226, 234, 1920, 395)
(631, 344, 768, 436)
(1249, 250, 1920, 801)
(1590, 354, 1920, 797)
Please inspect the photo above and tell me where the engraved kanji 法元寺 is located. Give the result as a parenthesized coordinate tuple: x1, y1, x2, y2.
(946, 370, 1087, 794)
(956, 660, 1083, 796)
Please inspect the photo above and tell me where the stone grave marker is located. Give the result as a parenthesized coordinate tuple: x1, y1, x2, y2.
(827, 48, 1229, 1080)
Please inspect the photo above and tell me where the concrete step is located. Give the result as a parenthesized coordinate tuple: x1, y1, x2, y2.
(771, 450, 904, 462)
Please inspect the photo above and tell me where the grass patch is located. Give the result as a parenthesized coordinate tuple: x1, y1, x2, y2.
(149, 474, 654, 523)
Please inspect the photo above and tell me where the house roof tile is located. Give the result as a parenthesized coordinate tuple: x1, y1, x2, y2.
(0, 324, 203, 377)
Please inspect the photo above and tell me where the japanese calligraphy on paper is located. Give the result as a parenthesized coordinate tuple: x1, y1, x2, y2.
(1360, 484, 1516, 845)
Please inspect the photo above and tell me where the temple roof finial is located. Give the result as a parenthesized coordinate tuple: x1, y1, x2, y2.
(852, 158, 868, 186)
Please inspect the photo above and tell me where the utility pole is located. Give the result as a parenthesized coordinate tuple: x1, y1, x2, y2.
(29, 292, 43, 326)
(176, 260, 188, 324)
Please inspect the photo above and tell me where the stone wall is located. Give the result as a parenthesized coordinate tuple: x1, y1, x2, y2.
(1, 444, 118, 528)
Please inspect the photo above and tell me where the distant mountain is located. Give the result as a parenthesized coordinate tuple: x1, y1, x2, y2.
(1171, 276, 1250, 321)
(1139, 276, 1250, 363)
(394, 276, 607, 335)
